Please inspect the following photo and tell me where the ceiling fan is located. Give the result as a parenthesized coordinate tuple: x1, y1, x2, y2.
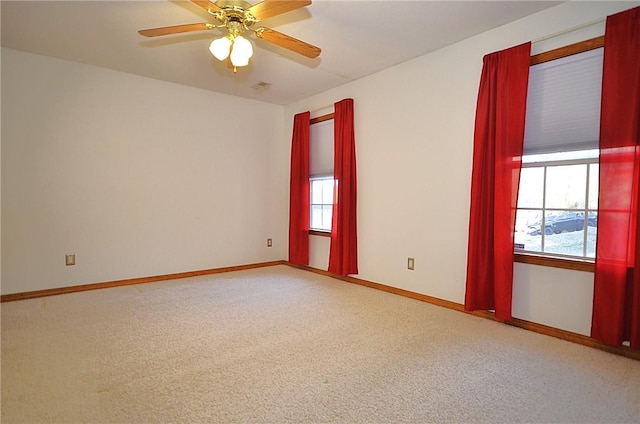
(139, 0, 321, 72)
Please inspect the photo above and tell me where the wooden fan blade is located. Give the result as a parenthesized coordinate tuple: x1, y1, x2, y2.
(191, 0, 222, 16)
(138, 23, 215, 37)
(256, 28, 320, 59)
(248, 0, 311, 21)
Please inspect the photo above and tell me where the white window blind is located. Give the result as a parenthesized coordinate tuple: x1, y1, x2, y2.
(523, 48, 603, 155)
(310, 119, 334, 176)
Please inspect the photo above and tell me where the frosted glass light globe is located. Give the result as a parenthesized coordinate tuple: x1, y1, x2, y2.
(209, 37, 231, 61)
(230, 36, 253, 67)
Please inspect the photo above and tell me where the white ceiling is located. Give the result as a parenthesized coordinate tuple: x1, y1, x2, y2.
(1, 0, 563, 105)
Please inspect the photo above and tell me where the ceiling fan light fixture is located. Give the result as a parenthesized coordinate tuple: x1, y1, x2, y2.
(139, 0, 320, 72)
(209, 36, 232, 61)
(229, 35, 253, 67)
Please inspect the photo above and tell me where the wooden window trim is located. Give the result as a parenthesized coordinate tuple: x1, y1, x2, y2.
(309, 229, 331, 237)
(310, 113, 335, 125)
(530, 35, 604, 65)
(515, 253, 595, 272)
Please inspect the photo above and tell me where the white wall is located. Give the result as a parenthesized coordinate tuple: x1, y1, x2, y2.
(3, 2, 636, 336)
(285, 1, 638, 336)
(1, 48, 288, 294)
(513, 263, 594, 335)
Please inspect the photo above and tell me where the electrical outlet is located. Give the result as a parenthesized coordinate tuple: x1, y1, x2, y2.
(407, 257, 415, 270)
(267, 238, 273, 247)
(65, 254, 76, 266)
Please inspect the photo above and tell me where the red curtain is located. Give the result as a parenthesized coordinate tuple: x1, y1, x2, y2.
(464, 43, 531, 321)
(288, 111, 310, 265)
(328, 98, 358, 275)
(592, 6, 640, 350)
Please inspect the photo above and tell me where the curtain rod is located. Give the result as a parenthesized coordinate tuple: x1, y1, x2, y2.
(532, 17, 605, 44)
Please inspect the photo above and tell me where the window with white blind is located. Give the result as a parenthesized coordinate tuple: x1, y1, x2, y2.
(514, 47, 603, 260)
(309, 118, 334, 232)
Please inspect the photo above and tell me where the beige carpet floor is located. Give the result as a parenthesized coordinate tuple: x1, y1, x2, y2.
(1, 265, 639, 423)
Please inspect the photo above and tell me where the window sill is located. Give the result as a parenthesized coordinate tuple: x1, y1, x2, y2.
(514, 253, 594, 272)
(309, 229, 331, 237)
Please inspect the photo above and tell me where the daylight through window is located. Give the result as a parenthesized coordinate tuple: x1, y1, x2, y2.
(309, 117, 334, 233)
(515, 150, 599, 258)
(310, 176, 334, 231)
(515, 47, 603, 260)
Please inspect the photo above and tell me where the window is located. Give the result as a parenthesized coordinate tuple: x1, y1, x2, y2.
(310, 176, 334, 231)
(515, 47, 603, 261)
(309, 116, 334, 233)
(515, 150, 598, 258)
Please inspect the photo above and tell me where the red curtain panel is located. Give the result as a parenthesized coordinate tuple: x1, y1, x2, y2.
(592, 6, 640, 350)
(328, 98, 358, 276)
(288, 111, 310, 265)
(464, 43, 531, 321)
